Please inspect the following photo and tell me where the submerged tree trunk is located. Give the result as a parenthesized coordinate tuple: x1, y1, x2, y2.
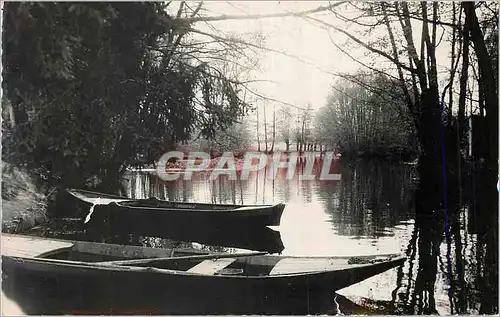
(256, 105, 261, 152)
(415, 90, 444, 213)
(463, 5, 498, 312)
(410, 215, 441, 314)
(270, 106, 276, 153)
(263, 106, 268, 153)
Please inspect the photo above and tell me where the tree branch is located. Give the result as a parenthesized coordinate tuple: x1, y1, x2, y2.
(381, 2, 416, 118)
(182, 2, 347, 23)
(303, 15, 419, 74)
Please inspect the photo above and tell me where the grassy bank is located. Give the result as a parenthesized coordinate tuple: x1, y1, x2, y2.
(2, 161, 48, 233)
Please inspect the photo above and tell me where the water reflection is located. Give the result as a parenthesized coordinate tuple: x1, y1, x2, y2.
(124, 159, 414, 242)
(318, 160, 415, 238)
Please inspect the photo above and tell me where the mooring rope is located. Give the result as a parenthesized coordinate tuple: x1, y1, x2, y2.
(84, 197, 102, 224)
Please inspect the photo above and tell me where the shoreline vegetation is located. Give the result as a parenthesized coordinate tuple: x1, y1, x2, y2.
(132, 148, 416, 171)
(1, 161, 48, 234)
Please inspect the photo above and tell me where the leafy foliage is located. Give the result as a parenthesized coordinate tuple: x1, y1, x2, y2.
(2, 3, 251, 189)
(187, 121, 252, 156)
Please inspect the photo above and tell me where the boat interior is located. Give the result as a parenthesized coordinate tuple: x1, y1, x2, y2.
(39, 248, 284, 276)
(68, 189, 275, 210)
(41, 248, 354, 277)
(37, 240, 201, 262)
(38, 243, 370, 277)
(118, 200, 241, 210)
(4, 234, 403, 278)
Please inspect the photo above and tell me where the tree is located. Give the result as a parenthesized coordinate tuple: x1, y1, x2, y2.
(293, 104, 314, 153)
(314, 106, 335, 151)
(278, 106, 293, 152)
(270, 103, 276, 153)
(263, 101, 268, 153)
(2, 2, 254, 190)
(317, 72, 415, 158)
(256, 100, 261, 152)
(202, 121, 252, 155)
(294, 115, 301, 152)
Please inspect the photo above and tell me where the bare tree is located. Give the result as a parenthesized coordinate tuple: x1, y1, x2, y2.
(270, 103, 276, 153)
(294, 115, 301, 152)
(256, 101, 261, 152)
(299, 104, 314, 152)
(278, 106, 293, 152)
(263, 101, 268, 153)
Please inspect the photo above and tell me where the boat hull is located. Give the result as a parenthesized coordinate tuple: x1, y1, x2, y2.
(2, 255, 404, 315)
(1, 234, 405, 314)
(62, 189, 285, 228)
(89, 202, 284, 229)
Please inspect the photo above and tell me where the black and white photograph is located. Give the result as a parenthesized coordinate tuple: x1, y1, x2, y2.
(1, 1, 498, 315)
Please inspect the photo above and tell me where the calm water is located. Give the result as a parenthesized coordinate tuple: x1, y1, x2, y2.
(2, 159, 497, 315)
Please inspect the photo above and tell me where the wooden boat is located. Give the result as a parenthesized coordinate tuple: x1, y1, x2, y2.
(63, 188, 285, 227)
(2, 234, 406, 314)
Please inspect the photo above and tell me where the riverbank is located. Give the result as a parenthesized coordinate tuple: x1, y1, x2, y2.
(2, 161, 47, 233)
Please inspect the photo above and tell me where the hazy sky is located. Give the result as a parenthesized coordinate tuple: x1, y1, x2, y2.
(182, 1, 363, 113)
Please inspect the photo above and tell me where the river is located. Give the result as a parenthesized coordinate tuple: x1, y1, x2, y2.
(2, 159, 497, 315)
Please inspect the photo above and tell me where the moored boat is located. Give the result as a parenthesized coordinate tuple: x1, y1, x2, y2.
(2, 234, 406, 314)
(64, 188, 285, 227)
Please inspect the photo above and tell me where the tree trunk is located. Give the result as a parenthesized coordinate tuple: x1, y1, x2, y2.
(463, 6, 498, 305)
(256, 105, 261, 152)
(464, 2, 498, 166)
(300, 117, 305, 153)
(270, 106, 276, 153)
(458, 2, 470, 146)
(263, 106, 268, 153)
(415, 89, 446, 213)
(448, 2, 458, 116)
(473, 64, 486, 117)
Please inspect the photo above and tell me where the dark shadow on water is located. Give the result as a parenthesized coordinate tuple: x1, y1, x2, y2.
(84, 221, 285, 254)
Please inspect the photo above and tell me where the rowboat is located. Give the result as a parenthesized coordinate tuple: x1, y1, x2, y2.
(2, 234, 406, 314)
(63, 189, 285, 227)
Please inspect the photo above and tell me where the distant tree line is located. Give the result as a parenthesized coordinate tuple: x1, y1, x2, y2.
(315, 72, 417, 160)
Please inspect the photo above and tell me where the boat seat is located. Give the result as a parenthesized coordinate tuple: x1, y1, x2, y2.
(187, 258, 237, 275)
(269, 258, 342, 276)
(1, 234, 74, 258)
